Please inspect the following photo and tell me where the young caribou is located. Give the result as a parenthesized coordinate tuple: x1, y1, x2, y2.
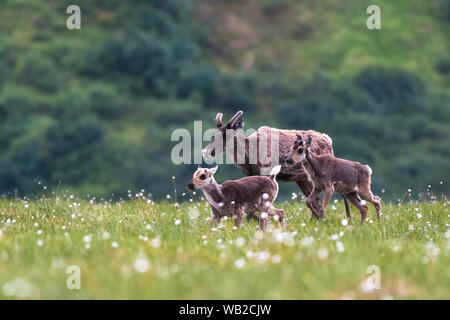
(286, 135, 381, 223)
(186, 165, 284, 231)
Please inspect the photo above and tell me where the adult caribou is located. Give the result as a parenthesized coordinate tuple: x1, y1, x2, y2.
(201, 111, 351, 219)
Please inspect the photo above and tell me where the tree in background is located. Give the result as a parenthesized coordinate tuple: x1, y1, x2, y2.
(0, 1, 448, 199)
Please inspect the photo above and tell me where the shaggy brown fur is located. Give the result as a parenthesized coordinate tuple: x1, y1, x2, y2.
(286, 135, 381, 223)
(187, 165, 284, 231)
(202, 111, 350, 218)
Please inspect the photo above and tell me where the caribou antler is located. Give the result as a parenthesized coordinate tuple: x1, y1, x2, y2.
(227, 111, 243, 129)
(215, 113, 223, 128)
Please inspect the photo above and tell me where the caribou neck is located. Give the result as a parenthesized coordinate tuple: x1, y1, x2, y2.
(202, 177, 224, 204)
(305, 149, 323, 178)
(227, 134, 254, 176)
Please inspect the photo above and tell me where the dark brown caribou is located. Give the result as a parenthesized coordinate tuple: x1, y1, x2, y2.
(201, 111, 351, 218)
(286, 134, 381, 223)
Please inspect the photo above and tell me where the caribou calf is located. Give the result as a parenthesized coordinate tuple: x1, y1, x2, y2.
(286, 135, 381, 223)
(187, 165, 284, 231)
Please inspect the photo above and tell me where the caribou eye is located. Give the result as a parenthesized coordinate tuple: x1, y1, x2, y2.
(211, 136, 215, 143)
(200, 174, 207, 180)
(297, 149, 303, 154)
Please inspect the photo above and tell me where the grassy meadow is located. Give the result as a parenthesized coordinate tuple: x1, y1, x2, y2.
(0, 0, 448, 301)
(0, 190, 448, 299)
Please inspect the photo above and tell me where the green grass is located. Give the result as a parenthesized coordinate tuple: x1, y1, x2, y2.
(0, 193, 449, 299)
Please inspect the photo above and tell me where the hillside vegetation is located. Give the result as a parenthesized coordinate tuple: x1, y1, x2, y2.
(0, 0, 448, 199)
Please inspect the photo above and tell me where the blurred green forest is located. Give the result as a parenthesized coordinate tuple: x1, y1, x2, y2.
(0, 0, 448, 200)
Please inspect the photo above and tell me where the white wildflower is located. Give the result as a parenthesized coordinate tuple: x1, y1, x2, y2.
(329, 234, 339, 241)
(2, 278, 33, 298)
(301, 236, 314, 247)
(234, 258, 246, 269)
(254, 231, 264, 240)
(235, 237, 246, 247)
(317, 248, 329, 260)
(255, 251, 270, 263)
(134, 256, 150, 273)
(151, 237, 161, 248)
(271, 254, 282, 264)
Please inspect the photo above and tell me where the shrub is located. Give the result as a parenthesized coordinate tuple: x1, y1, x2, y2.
(52, 88, 91, 118)
(86, 84, 129, 119)
(354, 67, 425, 113)
(0, 41, 12, 88)
(435, 0, 450, 22)
(218, 75, 257, 111)
(45, 115, 105, 184)
(435, 57, 450, 74)
(177, 65, 221, 105)
(17, 54, 64, 93)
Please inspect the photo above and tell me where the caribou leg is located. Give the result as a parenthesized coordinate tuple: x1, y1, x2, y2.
(342, 194, 352, 221)
(296, 179, 323, 218)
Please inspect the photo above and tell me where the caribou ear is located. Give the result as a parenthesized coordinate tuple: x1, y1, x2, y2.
(211, 165, 218, 174)
(215, 113, 223, 128)
(296, 134, 303, 146)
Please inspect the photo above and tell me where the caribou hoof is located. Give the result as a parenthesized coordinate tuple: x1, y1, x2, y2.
(246, 212, 259, 221)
